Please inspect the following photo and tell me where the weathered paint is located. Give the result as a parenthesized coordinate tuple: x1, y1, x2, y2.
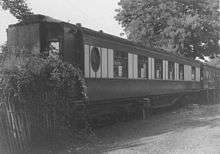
(86, 78, 201, 101)
(7, 23, 40, 54)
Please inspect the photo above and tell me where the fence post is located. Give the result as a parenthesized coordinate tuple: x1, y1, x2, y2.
(141, 98, 151, 120)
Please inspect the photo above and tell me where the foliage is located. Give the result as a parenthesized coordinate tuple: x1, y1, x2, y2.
(115, 0, 220, 59)
(0, 43, 7, 53)
(0, 0, 33, 20)
(0, 53, 90, 151)
(1, 53, 88, 121)
(0, 43, 8, 63)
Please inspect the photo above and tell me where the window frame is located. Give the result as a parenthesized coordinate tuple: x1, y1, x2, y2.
(48, 39, 60, 59)
(138, 55, 148, 79)
(113, 50, 128, 78)
(168, 61, 175, 80)
(90, 47, 101, 73)
(191, 66, 196, 81)
(179, 64, 184, 80)
(154, 58, 163, 79)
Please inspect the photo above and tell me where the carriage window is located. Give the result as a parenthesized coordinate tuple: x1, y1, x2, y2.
(168, 61, 175, 80)
(49, 41, 60, 59)
(90, 47, 101, 72)
(206, 70, 211, 80)
(179, 64, 184, 80)
(191, 66, 196, 80)
(155, 59, 163, 79)
(138, 56, 148, 78)
(200, 68, 203, 80)
(114, 51, 128, 78)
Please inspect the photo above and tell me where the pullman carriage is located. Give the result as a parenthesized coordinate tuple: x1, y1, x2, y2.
(202, 64, 220, 90)
(7, 15, 204, 104)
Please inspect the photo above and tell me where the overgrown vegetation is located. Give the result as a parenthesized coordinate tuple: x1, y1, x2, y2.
(0, 52, 94, 153)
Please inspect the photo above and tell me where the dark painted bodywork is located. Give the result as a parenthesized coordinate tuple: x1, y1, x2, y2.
(86, 78, 201, 101)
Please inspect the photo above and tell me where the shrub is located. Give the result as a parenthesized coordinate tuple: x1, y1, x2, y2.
(0, 53, 90, 152)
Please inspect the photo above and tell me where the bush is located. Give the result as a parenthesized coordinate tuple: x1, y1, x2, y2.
(0, 53, 90, 152)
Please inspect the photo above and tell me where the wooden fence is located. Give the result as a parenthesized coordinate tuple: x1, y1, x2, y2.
(0, 101, 30, 154)
(0, 98, 87, 154)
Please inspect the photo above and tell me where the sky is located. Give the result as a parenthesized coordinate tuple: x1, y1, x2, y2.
(0, 0, 124, 46)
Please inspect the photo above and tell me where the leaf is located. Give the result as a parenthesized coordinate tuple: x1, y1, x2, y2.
(0, 0, 33, 20)
(115, 0, 220, 59)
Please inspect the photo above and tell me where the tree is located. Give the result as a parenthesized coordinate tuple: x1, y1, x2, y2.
(0, 0, 32, 20)
(115, 0, 220, 59)
(0, 0, 33, 56)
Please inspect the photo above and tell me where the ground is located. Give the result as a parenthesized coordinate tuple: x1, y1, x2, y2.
(77, 103, 220, 154)
(1, 103, 220, 154)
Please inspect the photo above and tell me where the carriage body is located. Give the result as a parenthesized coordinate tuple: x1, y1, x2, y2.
(7, 15, 219, 104)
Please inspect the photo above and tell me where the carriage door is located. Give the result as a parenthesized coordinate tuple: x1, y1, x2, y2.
(48, 40, 60, 59)
(40, 22, 63, 58)
(63, 25, 84, 70)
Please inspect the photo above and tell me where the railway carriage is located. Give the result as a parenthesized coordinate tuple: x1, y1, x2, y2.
(202, 64, 220, 90)
(6, 15, 220, 107)
(82, 28, 202, 102)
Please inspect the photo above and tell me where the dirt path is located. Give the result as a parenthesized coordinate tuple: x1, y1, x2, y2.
(79, 104, 220, 154)
(2, 104, 220, 154)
